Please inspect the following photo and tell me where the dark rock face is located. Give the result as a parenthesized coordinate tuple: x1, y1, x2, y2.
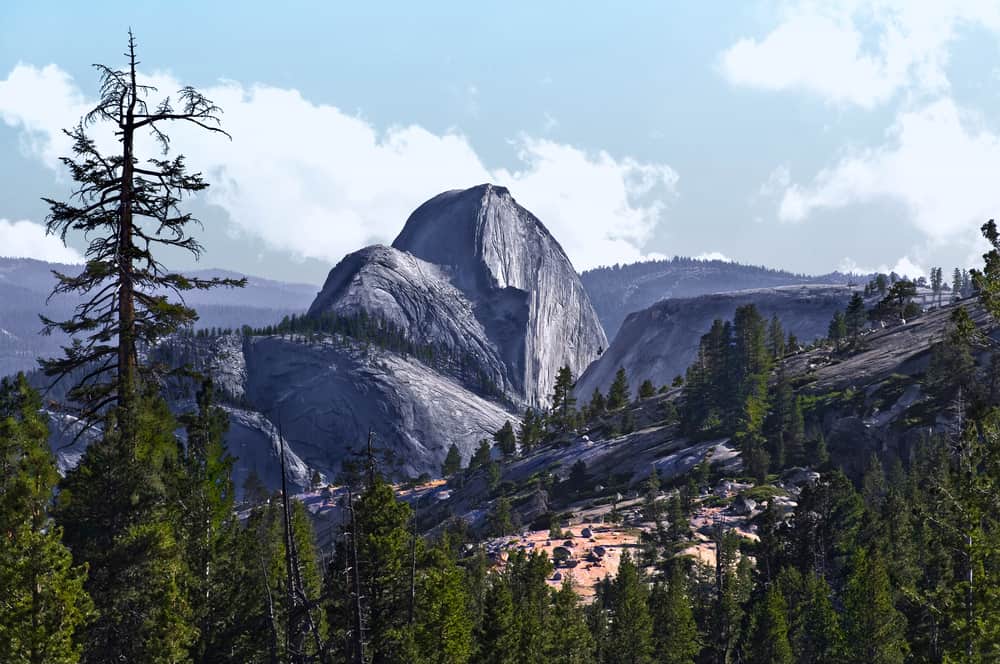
(311, 184, 608, 407)
(575, 284, 856, 398)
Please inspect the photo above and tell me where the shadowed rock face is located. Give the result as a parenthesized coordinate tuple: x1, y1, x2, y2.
(576, 284, 856, 398)
(310, 184, 608, 407)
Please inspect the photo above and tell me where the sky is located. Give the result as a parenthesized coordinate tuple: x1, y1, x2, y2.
(2, 1, 1000, 284)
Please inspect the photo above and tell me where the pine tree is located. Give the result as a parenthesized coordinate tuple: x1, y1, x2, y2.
(56, 392, 196, 663)
(828, 311, 847, 349)
(488, 496, 514, 538)
(0, 374, 93, 664)
(442, 443, 462, 477)
(843, 549, 908, 664)
(241, 468, 269, 505)
(353, 475, 416, 663)
(607, 552, 653, 664)
(799, 572, 845, 663)
(478, 573, 518, 664)
(587, 388, 607, 419)
(493, 421, 518, 457)
(550, 365, 578, 431)
(607, 367, 631, 411)
(638, 379, 656, 400)
(39, 32, 242, 436)
(546, 577, 594, 664)
(747, 585, 793, 664)
(468, 439, 493, 472)
(413, 546, 473, 664)
(518, 408, 543, 453)
(767, 314, 786, 360)
(175, 379, 243, 663)
(650, 566, 700, 664)
(845, 292, 867, 340)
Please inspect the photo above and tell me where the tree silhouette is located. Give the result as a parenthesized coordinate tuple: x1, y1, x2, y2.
(40, 30, 243, 439)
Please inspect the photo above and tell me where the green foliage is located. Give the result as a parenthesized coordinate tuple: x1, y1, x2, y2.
(442, 443, 463, 477)
(518, 408, 544, 453)
(55, 392, 196, 663)
(638, 379, 656, 400)
(607, 367, 631, 411)
(493, 420, 518, 456)
(746, 585, 793, 664)
(650, 566, 700, 664)
(606, 552, 654, 664)
(550, 365, 578, 432)
(0, 375, 93, 663)
(843, 548, 909, 664)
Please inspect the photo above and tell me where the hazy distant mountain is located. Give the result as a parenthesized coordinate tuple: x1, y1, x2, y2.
(580, 257, 860, 339)
(0, 257, 318, 377)
(575, 284, 858, 399)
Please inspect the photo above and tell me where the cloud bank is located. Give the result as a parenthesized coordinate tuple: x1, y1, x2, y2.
(0, 64, 678, 271)
(0, 218, 84, 263)
(723, 1, 1000, 265)
(720, 1, 1000, 109)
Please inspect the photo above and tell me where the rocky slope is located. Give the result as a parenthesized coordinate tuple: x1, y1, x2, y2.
(576, 284, 857, 398)
(309, 183, 608, 408)
(580, 257, 857, 339)
(422, 297, 992, 536)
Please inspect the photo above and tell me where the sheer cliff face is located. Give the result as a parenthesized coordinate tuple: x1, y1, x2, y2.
(575, 285, 857, 398)
(388, 184, 608, 406)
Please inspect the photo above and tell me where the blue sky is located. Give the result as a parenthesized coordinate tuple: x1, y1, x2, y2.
(2, 1, 1000, 283)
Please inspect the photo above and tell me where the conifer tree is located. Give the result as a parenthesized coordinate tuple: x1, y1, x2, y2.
(478, 574, 518, 664)
(547, 577, 595, 664)
(550, 365, 578, 431)
(442, 443, 462, 477)
(0, 374, 93, 664)
(493, 421, 517, 457)
(518, 408, 543, 453)
(828, 311, 847, 349)
(767, 314, 786, 360)
(845, 291, 867, 340)
(56, 392, 196, 663)
(607, 552, 654, 664)
(843, 549, 908, 664)
(176, 379, 242, 663)
(607, 367, 631, 411)
(353, 474, 415, 663)
(588, 388, 607, 419)
(638, 379, 656, 400)
(413, 546, 473, 664)
(650, 566, 700, 664)
(798, 572, 845, 663)
(39, 32, 242, 436)
(746, 585, 793, 664)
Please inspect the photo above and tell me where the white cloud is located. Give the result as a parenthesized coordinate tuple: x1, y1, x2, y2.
(0, 64, 677, 271)
(0, 218, 83, 263)
(777, 98, 1000, 248)
(695, 251, 733, 262)
(720, 1, 1000, 108)
(838, 255, 925, 278)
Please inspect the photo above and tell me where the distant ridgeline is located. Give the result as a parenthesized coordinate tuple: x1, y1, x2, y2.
(184, 309, 510, 405)
(581, 255, 858, 338)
